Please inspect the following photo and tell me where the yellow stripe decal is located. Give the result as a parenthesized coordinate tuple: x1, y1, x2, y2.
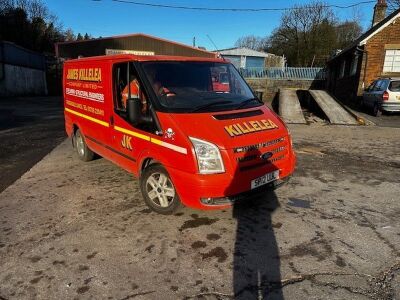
(114, 126, 151, 141)
(65, 110, 187, 155)
(65, 107, 109, 127)
(115, 128, 187, 155)
(150, 138, 163, 145)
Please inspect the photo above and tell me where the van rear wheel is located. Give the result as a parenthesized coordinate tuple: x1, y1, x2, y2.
(140, 164, 183, 215)
(74, 129, 94, 162)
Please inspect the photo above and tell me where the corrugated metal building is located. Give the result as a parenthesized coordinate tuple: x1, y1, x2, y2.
(215, 47, 285, 69)
(56, 33, 216, 59)
(0, 41, 47, 97)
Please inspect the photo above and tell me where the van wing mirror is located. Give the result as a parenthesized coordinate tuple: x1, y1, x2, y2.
(127, 98, 152, 126)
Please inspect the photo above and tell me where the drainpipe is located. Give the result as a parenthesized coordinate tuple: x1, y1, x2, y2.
(355, 46, 368, 91)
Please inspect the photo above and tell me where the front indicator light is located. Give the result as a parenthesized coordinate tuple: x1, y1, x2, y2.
(189, 137, 225, 174)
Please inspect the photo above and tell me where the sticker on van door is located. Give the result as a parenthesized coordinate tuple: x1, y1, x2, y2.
(121, 135, 133, 150)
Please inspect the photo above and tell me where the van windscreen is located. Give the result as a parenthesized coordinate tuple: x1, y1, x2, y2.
(141, 61, 260, 113)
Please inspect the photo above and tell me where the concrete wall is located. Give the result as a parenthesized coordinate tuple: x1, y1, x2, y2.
(246, 78, 326, 102)
(0, 64, 47, 97)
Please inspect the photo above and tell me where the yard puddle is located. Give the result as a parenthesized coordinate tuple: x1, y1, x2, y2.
(288, 198, 312, 209)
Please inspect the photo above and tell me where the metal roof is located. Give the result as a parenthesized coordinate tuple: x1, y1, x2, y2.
(215, 47, 270, 58)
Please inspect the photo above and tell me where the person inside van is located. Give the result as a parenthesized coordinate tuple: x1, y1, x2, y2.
(121, 75, 147, 114)
(146, 67, 175, 99)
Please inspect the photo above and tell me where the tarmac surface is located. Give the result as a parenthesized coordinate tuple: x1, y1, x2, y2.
(1, 120, 399, 299)
(0, 97, 65, 193)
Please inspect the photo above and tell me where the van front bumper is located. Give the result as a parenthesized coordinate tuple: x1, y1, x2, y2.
(167, 152, 296, 210)
(199, 177, 290, 206)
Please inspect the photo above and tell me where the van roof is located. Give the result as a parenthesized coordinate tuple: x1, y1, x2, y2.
(64, 54, 226, 64)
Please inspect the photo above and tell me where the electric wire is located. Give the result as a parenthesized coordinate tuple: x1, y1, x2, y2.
(91, 0, 377, 12)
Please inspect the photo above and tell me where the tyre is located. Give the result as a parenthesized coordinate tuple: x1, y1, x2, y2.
(373, 103, 382, 117)
(140, 164, 183, 214)
(74, 129, 95, 162)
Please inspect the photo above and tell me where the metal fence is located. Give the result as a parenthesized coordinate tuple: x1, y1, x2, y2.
(240, 67, 327, 80)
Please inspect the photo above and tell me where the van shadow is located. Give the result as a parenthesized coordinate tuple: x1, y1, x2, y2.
(227, 149, 283, 300)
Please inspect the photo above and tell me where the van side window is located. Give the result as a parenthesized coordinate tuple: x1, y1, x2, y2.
(113, 62, 154, 132)
(114, 62, 148, 113)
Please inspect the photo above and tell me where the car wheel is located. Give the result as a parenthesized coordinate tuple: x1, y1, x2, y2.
(74, 129, 95, 162)
(140, 164, 183, 215)
(373, 103, 382, 117)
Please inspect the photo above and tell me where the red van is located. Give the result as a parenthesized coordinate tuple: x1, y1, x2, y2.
(63, 54, 296, 214)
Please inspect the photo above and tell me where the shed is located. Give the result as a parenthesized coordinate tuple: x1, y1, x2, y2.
(215, 47, 284, 69)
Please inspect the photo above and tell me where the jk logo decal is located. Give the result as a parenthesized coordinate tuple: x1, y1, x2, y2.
(121, 135, 132, 150)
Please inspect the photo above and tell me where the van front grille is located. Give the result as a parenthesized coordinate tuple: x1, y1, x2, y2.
(233, 137, 285, 153)
(233, 137, 288, 171)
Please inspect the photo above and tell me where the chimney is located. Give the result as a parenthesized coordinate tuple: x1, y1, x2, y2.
(372, 0, 387, 27)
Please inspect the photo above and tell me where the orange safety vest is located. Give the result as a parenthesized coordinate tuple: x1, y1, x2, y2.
(121, 80, 140, 108)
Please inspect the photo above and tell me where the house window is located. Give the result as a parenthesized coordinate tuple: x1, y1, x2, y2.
(383, 49, 400, 72)
(350, 56, 358, 76)
(339, 60, 346, 78)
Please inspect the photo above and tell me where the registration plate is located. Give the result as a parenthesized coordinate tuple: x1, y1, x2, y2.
(251, 170, 279, 189)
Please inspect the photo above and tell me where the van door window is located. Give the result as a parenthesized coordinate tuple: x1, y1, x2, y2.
(113, 62, 154, 132)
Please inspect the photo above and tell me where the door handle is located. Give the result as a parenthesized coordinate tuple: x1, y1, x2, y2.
(110, 116, 114, 126)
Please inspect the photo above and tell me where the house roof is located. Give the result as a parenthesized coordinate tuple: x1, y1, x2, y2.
(214, 47, 270, 58)
(330, 7, 400, 61)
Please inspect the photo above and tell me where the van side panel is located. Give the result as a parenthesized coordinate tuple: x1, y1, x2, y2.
(63, 60, 112, 157)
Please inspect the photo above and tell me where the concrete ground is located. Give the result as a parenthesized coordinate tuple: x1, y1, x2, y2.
(344, 104, 400, 128)
(0, 97, 65, 192)
(0, 122, 399, 300)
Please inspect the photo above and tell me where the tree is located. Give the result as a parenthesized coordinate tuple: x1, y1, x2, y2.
(387, 0, 400, 13)
(84, 33, 91, 40)
(0, 0, 90, 54)
(335, 21, 363, 49)
(64, 28, 76, 41)
(76, 33, 83, 41)
(264, 1, 363, 66)
(234, 35, 268, 51)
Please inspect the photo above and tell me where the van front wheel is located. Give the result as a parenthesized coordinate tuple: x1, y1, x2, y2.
(74, 129, 94, 162)
(140, 164, 183, 214)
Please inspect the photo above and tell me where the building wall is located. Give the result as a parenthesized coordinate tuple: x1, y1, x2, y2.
(0, 64, 47, 97)
(223, 55, 241, 69)
(364, 19, 400, 86)
(327, 49, 364, 102)
(0, 41, 47, 97)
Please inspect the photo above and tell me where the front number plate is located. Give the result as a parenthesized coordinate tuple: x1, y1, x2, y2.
(251, 170, 279, 189)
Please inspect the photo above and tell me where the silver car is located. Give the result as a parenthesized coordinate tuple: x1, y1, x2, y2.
(362, 78, 400, 116)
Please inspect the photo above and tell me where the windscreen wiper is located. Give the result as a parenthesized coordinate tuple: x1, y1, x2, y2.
(192, 101, 233, 112)
(235, 98, 262, 110)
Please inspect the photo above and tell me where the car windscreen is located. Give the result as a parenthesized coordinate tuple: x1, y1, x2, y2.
(389, 81, 400, 92)
(141, 61, 260, 113)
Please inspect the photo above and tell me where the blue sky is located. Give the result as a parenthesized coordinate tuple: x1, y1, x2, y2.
(44, 0, 376, 50)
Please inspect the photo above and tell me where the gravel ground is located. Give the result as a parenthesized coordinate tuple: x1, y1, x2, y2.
(0, 122, 399, 300)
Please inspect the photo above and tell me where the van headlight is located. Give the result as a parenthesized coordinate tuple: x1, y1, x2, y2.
(189, 137, 225, 174)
